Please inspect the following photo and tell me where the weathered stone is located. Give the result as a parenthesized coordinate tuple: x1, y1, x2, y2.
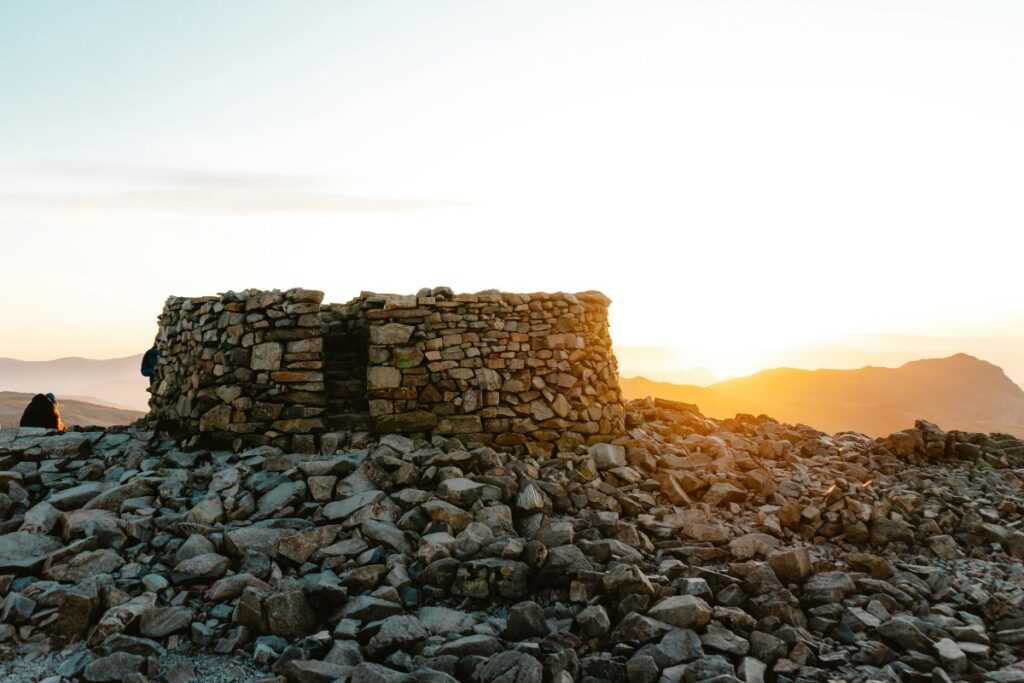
(603, 563, 655, 595)
(366, 614, 428, 658)
(252, 342, 283, 370)
(339, 595, 404, 622)
(767, 547, 813, 585)
(453, 559, 530, 599)
(700, 624, 750, 656)
(275, 525, 339, 564)
(51, 583, 101, 646)
(187, 495, 224, 525)
(536, 544, 592, 583)
(654, 628, 704, 665)
(257, 480, 307, 516)
(626, 655, 659, 683)
(473, 651, 543, 683)
(21, 501, 62, 533)
(801, 571, 855, 606)
(368, 366, 403, 391)
(422, 499, 474, 532)
(703, 482, 748, 506)
(611, 612, 674, 644)
(729, 533, 778, 560)
(504, 601, 548, 640)
(322, 490, 386, 521)
(435, 634, 505, 658)
(362, 518, 413, 554)
(370, 323, 415, 345)
(175, 533, 216, 564)
(139, 606, 193, 637)
(1, 592, 35, 624)
(870, 517, 914, 546)
(416, 606, 476, 635)
(438, 478, 490, 506)
(934, 638, 967, 673)
(283, 660, 352, 683)
(46, 482, 115, 510)
(44, 548, 125, 583)
(435, 415, 484, 435)
(648, 595, 712, 630)
(877, 616, 933, 651)
(225, 525, 302, 556)
(515, 483, 546, 514)
(82, 652, 145, 682)
(171, 552, 230, 585)
(266, 588, 318, 639)
(589, 443, 626, 469)
(575, 605, 611, 639)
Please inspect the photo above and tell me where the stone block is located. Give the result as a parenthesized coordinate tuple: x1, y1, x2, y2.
(251, 342, 283, 371)
(435, 415, 484, 435)
(370, 323, 415, 345)
(367, 366, 402, 390)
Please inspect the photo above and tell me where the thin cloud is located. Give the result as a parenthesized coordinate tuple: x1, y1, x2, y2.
(0, 191, 453, 214)
(17, 159, 331, 192)
(0, 159, 462, 214)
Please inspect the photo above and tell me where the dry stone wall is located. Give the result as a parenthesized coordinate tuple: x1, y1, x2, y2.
(149, 287, 624, 453)
(149, 288, 328, 452)
(362, 288, 624, 455)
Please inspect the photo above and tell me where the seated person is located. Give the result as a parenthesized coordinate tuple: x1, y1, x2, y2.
(20, 393, 66, 431)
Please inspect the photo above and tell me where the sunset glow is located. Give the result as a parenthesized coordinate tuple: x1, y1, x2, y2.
(1, 1, 1023, 385)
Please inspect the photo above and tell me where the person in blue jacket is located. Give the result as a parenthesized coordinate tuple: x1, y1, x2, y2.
(141, 344, 158, 385)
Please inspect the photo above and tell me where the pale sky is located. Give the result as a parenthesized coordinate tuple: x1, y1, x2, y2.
(2, 1, 1023, 383)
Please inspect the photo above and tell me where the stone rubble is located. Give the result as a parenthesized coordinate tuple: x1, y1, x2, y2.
(0, 398, 1023, 682)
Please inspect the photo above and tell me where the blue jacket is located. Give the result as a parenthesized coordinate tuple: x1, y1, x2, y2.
(141, 346, 158, 378)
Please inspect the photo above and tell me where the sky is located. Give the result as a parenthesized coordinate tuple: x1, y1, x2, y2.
(1, 1, 1023, 384)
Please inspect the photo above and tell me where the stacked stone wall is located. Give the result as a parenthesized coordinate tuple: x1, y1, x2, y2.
(149, 288, 328, 451)
(361, 288, 623, 454)
(149, 286, 624, 453)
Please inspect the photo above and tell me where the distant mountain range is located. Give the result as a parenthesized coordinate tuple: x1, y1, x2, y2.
(0, 391, 144, 429)
(0, 354, 149, 411)
(621, 353, 1024, 438)
(4, 352, 1023, 437)
(628, 367, 719, 386)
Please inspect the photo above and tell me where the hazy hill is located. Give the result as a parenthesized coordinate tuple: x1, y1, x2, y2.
(621, 353, 1024, 437)
(0, 355, 149, 411)
(0, 391, 144, 429)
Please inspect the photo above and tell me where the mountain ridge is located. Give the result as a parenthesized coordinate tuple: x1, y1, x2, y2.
(621, 353, 1024, 437)
(0, 354, 149, 411)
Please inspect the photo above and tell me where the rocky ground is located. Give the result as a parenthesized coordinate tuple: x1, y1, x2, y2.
(1, 399, 1023, 683)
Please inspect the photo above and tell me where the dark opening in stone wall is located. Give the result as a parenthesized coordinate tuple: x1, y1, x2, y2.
(321, 299, 372, 432)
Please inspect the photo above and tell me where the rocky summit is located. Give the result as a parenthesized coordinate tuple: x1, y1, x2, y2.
(1, 399, 1024, 683)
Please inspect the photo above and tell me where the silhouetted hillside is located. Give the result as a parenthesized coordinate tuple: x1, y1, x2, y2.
(0, 355, 148, 411)
(622, 354, 1024, 437)
(0, 391, 144, 429)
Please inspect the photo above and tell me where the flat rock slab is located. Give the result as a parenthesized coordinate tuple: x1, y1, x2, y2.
(139, 606, 194, 638)
(43, 548, 125, 583)
(46, 481, 117, 511)
(0, 531, 64, 572)
(322, 490, 386, 521)
(225, 524, 310, 557)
